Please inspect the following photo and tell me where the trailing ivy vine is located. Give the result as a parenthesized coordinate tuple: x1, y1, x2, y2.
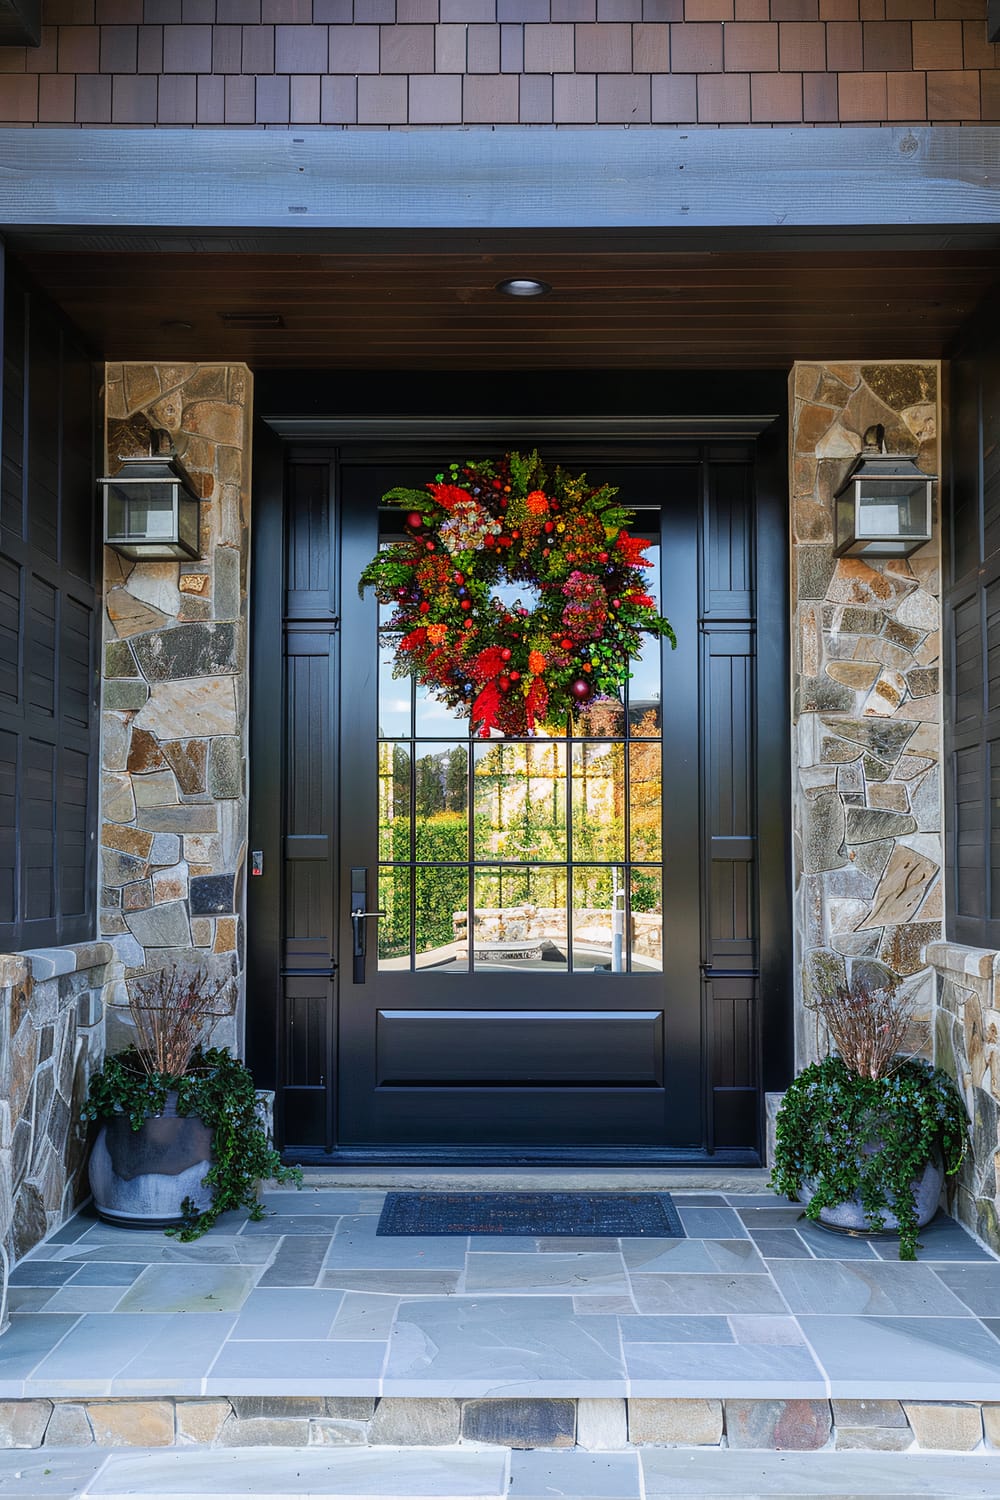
(770, 1054, 968, 1260)
(83, 1047, 302, 1241)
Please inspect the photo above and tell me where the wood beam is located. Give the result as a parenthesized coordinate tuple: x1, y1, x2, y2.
(0, 127, 999, 235)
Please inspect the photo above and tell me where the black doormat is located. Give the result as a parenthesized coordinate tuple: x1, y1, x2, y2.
(376, 1191, 685, 1237)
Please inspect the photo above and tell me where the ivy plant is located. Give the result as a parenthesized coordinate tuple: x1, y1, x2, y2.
(83, 1047, 302, 1241)
(770, 1054, 968, 1260)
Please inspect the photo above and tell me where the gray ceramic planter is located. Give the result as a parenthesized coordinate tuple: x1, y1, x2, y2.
(88, 1092, 213, 1229)
(799, 1155, 944, 1235)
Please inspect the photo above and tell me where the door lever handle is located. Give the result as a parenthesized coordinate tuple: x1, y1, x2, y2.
(351, 909, 386, 959)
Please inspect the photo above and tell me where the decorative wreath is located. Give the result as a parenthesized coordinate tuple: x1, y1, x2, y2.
(360, 451, 676, 737)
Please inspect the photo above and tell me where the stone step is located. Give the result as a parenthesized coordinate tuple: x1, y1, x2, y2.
(5, 1396, 1000, 1454)
(3, 1446, 1000, 1499)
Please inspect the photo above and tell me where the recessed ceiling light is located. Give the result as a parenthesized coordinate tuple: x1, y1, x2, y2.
(495, 278, 552, 298)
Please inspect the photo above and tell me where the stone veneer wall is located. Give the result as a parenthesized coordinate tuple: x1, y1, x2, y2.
(926, 942, 1000, 1247)
(790, 361, 942, 1070)
(0, 944, 113, 1321)
(100, 365, 252, 1053)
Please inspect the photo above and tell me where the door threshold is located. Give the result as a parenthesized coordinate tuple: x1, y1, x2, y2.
(275, 1157, 772, 1194)
(280, 1166, 773, 1192)
(285, 1148, 761, 1167)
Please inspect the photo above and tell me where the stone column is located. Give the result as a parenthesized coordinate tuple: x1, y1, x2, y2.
(789, 363, 941, 1071)
(100, 364, 252, 1053)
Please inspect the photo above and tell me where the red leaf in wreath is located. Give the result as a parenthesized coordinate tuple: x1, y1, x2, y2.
(472, 646, 508, 683)
(400, 627, 428, 651)
(472, 681, 502, 735)
(525, 675, 549, 731)
(616, 532, 651, 566)
(426, 483, 471, 511)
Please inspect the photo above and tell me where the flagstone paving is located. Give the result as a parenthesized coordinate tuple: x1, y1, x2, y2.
(3, 1191, 1000, 1401)
(2, 1446, 1000, 1498)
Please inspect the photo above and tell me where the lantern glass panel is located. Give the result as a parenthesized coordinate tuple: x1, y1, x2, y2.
(855, 478, 929, 540)
(178, 492, 200, 556)
(132, 491, 179, 540)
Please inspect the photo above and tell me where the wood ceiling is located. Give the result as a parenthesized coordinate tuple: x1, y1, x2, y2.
(19, 243, 1000, 370)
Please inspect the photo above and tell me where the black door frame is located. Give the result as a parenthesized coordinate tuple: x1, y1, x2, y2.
(247, 371, 792, 1165)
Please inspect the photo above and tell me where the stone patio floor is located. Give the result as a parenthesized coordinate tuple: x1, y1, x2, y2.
(4, 1444, 1000, 1498)
(5, 1187, 1000, 1402)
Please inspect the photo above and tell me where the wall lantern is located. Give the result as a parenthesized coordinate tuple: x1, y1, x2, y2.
(100, 433, 202, 561)
(833, 424, 935, 560)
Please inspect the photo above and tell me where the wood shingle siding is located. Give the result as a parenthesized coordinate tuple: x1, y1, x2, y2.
(0, 0, 994, 126)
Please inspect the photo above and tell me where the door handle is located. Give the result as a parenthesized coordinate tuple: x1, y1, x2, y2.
(350, 867, 384, 982)
(351, 909, 386, 959)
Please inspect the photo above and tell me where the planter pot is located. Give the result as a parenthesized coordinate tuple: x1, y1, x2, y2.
(798, 1156, 944, 1235)
(88, 1093, 213, 1229)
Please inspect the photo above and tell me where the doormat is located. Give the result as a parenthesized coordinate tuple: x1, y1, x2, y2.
(376, 1191, 685, 1237)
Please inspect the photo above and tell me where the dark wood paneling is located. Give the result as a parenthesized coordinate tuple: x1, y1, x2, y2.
(701, 456, 760, 1150)
(0, 255, 99, 951)
(944, 294, 1000, 948)
(18, 247, 1000, 372)
(375, 1009, 666, 1089)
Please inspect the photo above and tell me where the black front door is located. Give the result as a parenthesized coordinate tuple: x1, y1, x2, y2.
(253, 438, 776, 1161)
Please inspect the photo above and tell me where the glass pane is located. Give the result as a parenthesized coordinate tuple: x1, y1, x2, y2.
(472, 865, 568, 972)
(570, 698, 626, 739)
(377, 864, 411, 969)
(572, 741, 625, 862)
(573, 865, 626, 974)
(414, 742, 468, 861)
(629, 740, 663, 861)
(379, 636, 411, 738)
(628, 532, 662, 738)
(630, 866, 663, 972)
(473, 740, 567, 862)
(378, 742, 410, 862)
(415, 866, 469, 971)
(415, 680, 471, 737)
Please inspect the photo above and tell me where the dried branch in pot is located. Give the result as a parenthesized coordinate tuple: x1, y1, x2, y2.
(805, 975, 927, 1080)
(125, 964, 235, 1077)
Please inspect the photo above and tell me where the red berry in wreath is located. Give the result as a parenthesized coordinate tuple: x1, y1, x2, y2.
(510, 670, 520, 681)
(598, 551, 609, 563)
(419, 601, 430, 613)
(406, 512, 424, 530)
(560, 638, 573, 651)
(461, 599, 472, 610)
(501, 648, 512, 661)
